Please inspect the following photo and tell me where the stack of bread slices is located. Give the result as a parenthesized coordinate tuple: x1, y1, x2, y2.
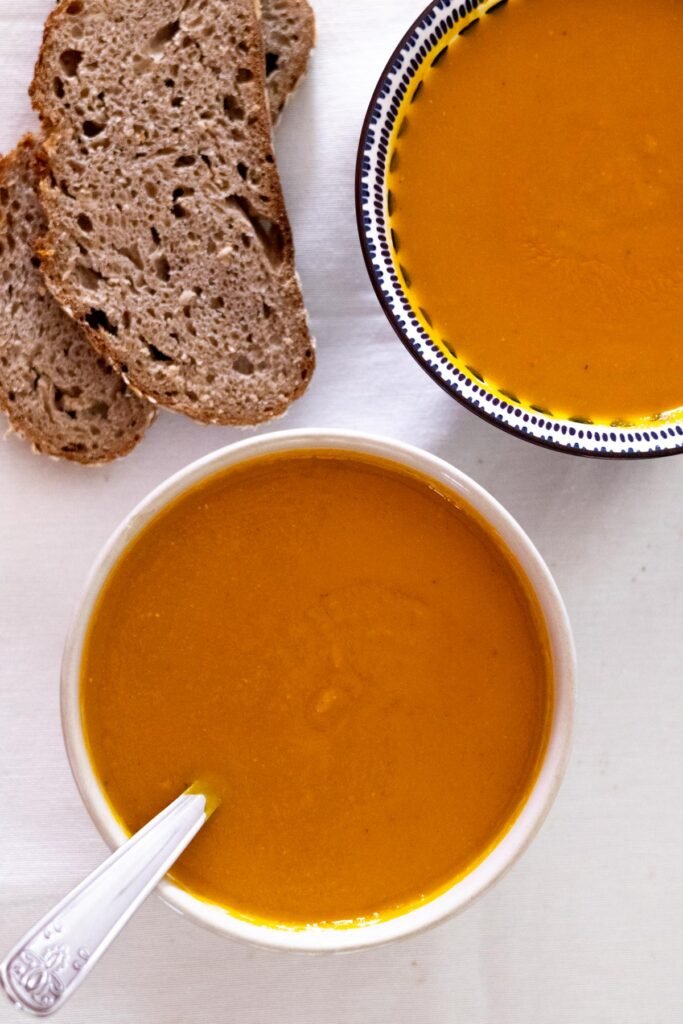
(0, 0, 315, 464)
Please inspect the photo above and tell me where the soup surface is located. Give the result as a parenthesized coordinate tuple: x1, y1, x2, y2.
(82, 451, 552, 927)
(389, 0, 683, 424)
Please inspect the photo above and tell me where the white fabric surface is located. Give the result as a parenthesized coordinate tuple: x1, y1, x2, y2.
(1, 2, 682, 1021)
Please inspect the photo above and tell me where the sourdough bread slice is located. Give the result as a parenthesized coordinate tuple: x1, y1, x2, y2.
(31, 0, 315, 425)
(0, 136, 154, 463)
(0, 0, 313, 461)
(263, 0, 315, 119)
(41, 0, 315, 122)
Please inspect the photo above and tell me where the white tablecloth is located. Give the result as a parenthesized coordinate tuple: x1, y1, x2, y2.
(1, 2, 682, 1021)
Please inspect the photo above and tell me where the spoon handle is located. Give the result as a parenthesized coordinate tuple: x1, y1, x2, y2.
(0, 787, 213, 1018)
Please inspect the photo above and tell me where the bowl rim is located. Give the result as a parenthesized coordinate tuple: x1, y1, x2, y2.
(355, 0, 683, 460)
(61, 427, 576, 953)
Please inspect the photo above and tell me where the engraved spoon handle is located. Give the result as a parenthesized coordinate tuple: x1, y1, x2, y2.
(0, 787, 215, 1018)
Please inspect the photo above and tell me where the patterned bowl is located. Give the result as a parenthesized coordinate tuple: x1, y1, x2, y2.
(356, 0, 683, 459)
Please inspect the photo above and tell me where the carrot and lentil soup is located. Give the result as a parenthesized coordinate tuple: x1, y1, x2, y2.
(388, 0, 683, 424)
(81, 451, 552, 927)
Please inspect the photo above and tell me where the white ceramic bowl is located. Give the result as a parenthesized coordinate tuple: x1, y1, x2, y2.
(61, 429, 575, 953)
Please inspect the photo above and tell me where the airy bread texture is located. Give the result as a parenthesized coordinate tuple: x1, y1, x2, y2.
(0, 136, 154, 463)
(31, 0, 315, 425)
(263, 0, 315, 119)
(0, 0, 314, 462)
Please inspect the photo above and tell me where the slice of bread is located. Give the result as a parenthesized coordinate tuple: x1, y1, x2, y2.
(0, 0, 313, 462)
(0, 136, 154, 463)
(31, 0, 315, 426)
(263, 0, 315, 119)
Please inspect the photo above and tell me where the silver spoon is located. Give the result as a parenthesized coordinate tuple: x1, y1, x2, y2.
(0, 784, 217, 1017)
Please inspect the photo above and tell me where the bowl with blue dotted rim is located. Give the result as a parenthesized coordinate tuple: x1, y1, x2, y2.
(355, 0, 683, 459)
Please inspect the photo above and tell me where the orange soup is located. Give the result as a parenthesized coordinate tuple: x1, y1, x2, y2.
(81, 451, 552, 927)
(389, 0, 683, 424)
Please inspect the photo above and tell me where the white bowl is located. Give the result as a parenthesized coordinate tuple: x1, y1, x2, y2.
(61, 428, 575, 953)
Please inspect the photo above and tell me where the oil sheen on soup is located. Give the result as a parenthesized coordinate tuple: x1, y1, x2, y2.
(81, 452, 552, 927)
(388, 0, 683, 423)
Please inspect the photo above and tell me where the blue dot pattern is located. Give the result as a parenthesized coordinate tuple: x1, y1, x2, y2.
(356, 0, 683, 458)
